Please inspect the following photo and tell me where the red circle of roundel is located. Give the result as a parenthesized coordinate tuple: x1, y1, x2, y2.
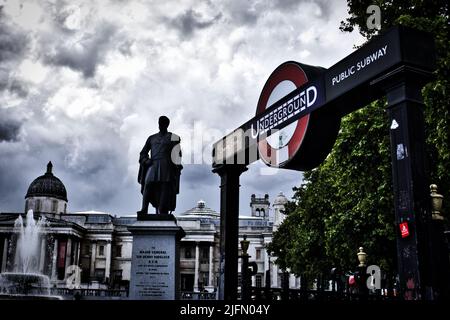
(256, 62, 310, 167)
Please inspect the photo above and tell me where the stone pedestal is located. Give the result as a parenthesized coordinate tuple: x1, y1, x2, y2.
(128, 215, 185, 300)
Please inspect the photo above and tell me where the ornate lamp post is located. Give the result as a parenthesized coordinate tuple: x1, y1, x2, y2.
(240, 235, 250, 300)
(240, 235, 250, 256)
(239, 235, 258, 301)
(429, 184, 450, 300)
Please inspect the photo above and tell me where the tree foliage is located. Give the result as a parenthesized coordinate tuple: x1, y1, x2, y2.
(267, 1, 449, 284)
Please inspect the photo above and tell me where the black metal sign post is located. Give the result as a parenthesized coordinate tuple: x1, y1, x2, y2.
(373, 66, 434, 299)
(212, 164, 247, 300)
(212, 26, 437, 300)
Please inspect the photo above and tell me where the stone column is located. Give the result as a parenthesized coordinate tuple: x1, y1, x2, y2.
(51, 238, 58, 280)
(194, 242, 200, 292)
(208, 244, 214, 287)
(272, 264, 278, 288)
(64, 238, 72, 279)
(105, 241, 112, 281)
(75, 241, 81, 266)
(39, 238, 46, 273)
(90, 242, 97, 278)
(1, 237, 8, 272)
(264, 250, 269, 286)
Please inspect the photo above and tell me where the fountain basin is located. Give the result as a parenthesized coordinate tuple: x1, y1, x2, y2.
(0, 272, 62, 300)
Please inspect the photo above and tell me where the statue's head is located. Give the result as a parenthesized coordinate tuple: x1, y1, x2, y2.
(158, 116, 170, 131)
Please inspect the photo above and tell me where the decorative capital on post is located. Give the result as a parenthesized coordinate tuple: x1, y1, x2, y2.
(357, 247, 367, 267)
(430, 184, 444, 220)
(241, 235, 250, 256)
(212, 164, 248, 177)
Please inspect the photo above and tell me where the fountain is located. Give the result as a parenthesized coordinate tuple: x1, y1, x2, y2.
(0, 210, 61, 299)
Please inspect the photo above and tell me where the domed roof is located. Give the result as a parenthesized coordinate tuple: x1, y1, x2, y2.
(273, 191, 288, 205)
(25, 162, 67, 201)
(182, 200, 219, 217)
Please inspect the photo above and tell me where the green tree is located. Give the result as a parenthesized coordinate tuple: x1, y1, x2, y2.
(268, 0, 449, 284)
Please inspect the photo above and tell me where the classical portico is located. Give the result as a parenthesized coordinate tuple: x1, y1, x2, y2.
(177, 200, 219, 292)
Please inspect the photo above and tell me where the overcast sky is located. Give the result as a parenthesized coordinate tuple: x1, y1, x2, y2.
(0, 0, 364, 216)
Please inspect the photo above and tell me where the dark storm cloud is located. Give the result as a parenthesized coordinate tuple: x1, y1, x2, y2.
(229, 9, 258, 26)
(0, 140, 66, 213)
(0, 8, 29, 97)
(0, 162, 30, 213)
(181, 164, 217, 189)
(42, 22, 117, 78)
(0, 75, 28, 97)
(0, 118, 131, 213)
(63, 143, 130, 209)
(167, 9, 222, 38)
(0, 23, 27, 62)
(0, 109, 21, 142)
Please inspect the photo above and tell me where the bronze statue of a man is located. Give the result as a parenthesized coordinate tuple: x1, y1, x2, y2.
(137, 116, 182, 218)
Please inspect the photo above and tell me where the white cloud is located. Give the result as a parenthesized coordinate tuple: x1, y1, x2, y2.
(45, 85, 114, 118)
(1, 1, 44, 30)
(18, 59, 49, 84)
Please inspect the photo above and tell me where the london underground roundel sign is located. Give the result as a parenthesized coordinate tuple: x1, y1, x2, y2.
(256, 61, 340, 171)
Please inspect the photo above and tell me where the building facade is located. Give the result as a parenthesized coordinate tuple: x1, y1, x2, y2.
(0, 163, 299, 293)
